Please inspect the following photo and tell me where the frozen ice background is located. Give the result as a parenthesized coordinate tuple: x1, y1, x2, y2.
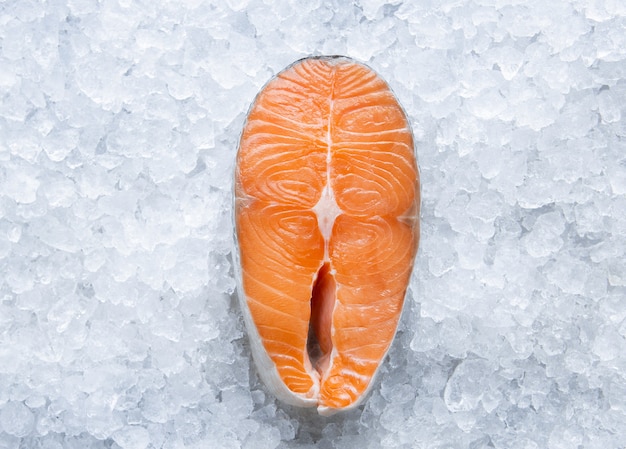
(0, 0, 625, 447)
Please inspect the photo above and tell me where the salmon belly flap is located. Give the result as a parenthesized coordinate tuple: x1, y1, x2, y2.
(234, 56, 420, 414)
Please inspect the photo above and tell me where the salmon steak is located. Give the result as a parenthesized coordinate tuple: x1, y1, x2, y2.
(234, 56, 420, 415)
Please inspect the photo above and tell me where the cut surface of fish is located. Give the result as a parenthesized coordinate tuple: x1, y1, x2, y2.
(234, 56, 420, 415)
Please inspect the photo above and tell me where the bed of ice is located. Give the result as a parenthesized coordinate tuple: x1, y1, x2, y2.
(1, 0, 625, 447)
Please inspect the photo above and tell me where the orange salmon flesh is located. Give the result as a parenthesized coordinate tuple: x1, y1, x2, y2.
(234, 56, 420, 415)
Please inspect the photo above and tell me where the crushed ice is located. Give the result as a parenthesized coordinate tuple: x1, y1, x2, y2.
(0, 0, 625, 448)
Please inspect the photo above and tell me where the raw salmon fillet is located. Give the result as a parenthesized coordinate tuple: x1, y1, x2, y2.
(234, 56, 420, 415)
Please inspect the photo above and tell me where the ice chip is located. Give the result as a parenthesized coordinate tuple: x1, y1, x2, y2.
(359, 0, 385, 20)
(173, 409, 203, 445)
(523, 210, 565, 258)
(592, 326, 625, 361)
(150, 309, 183, 342)
(140, 390, 169, 424)
(597, 86, 622, 123)
(2, 166, 40, 204)
(346, 26, 379, 62)
(427, 242, 456, 277)
(221, 387, 254, 420)
(243, 425, 281, 449)
(410, 317, 439, 352)
(112, 426, 151, 449)
(548, 425, 584, 449)
(189, 117, 216, 150)
(42, 129, 79, 162)
(440, 317, 472, 358)
(30, 215, 80, 253)
(467, 190, 503, 224)
(477, 145, 503, 179)
(0, 401, 34, 438)
(607, 163, 626, 195)
(515, 97, 558, 131)
(564, 349, 591, 374)
(226, 0, 250, 11)
(491, 46, 524, 80)
(444, 359, 493, 413)
(67, 0, 99, 15)
(502, 5, 550, 38)
(466, 88, 508, 120)
(42, 177, 77, 208)
(574, 201, 604, 237)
